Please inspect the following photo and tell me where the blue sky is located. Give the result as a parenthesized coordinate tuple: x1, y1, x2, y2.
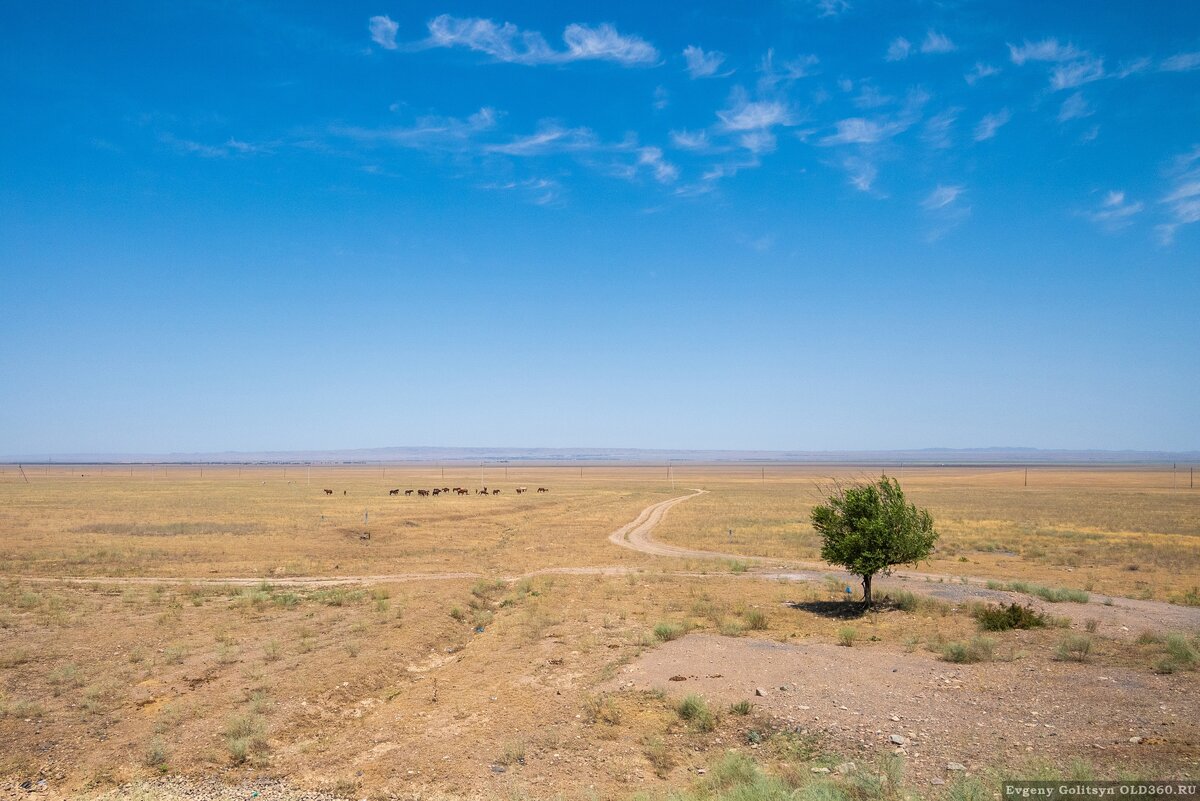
(1, 1, 1198, 455)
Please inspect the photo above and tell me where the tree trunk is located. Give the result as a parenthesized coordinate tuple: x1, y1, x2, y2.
(862, 573, 873, 607)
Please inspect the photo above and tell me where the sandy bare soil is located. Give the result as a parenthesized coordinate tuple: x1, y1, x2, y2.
(612, 633, 1200, 785)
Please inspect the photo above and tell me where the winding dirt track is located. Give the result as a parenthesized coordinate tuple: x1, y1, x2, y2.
(6, 489, 1199, 634)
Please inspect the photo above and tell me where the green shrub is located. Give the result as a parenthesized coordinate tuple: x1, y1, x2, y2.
(837, 627, 857, 647)
(974, 602, 1046, 631)
(654, 622, 685, 642)
(1163, 634, 1198, 670)
(744, 609, 768, 630)
(1055, 634, 1093, 662)
(941, 636, 996, 663)
(677, 694, 716, 732)
(730, 700, 752, 716)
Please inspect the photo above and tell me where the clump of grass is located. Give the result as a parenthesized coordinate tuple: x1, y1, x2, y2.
(263, 640, 281, 662)
(144, 737, 168, 770)
(1085, 619, 1100, 633)
(941, 636, 996, 664)
(225, 714, 267, 765)
(654, 622, 686, 642)
(48, 663, 83, 695)
(837, 626, 857, 647)
(496, 740, 526, 766)
(1136, 630, 1165, 645)
(0, 695, 44, 719)
(449, 607, 466, 622)
(973, 602, 1046, 631)
(881, 589, 921, 612)
(729, 700, 752, 716)
(743, 609, 768, 631)
(1156, 634, 1198, 673)
(677, 694, 716, 732)
(1055, 634, 1093, 662)
(583, 694, 622, 725)
(728, 560, 750, 574)
(643, 736, 674, 778)
(987, 580, 1089, 603)
(718, 619, 746, 637)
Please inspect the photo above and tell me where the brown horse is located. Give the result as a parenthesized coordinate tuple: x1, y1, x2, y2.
(537, 487, 549, 493)
(389, 489, 400, 496)
(323, 489, 333, 495)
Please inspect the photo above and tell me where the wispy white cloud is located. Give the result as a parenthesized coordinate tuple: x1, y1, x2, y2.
(683, 45, 727, 78)
(368, 15, 399, 50)
(885, 37, 911, 62)
(1157, 147, 1200, 244)
(485, 124, 600, 156)
(670, 129, 712, 151)
(637, 147, 679, 183)
(425, 15, 658, 66)
(821, 89, 927, 146)
(813, 0, 851, 18)
(852, 83, 893, 109)
(973, 108, 1011, 141)
(739, 130, 778, 154)
(1083, 190, 1143, 231)
(1007, 38, 1083, 65)
(331, 107, 499, 151)
(842, 156, 877, 192)
(480, 177, 561, 206)
(922, 108, 961, 150)
(922, 184, 964, 210)
(1050, 57, 1105, 90)
(160, 133, 267, 158)
(757, 50, 819, 93)
(964, 62, 1000, 85)
(717, 89, 793, 131)
(1160, 51, 1200, 72)
(653, 85, 669, 110)
(1057, 92, 1092, 122)
(920, 30, 956, 54)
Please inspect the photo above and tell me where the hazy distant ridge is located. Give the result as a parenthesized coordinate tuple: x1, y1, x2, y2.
(4, 446, 1198, 465)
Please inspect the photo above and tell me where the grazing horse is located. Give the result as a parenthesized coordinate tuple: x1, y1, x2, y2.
(456, 488, 469, 495)
(389, 489, 400, 496)
(478, 488, 488, 495)
(359, 531, 370, 540)
(417, 489, 430, 497)
(323, 489, 333, 495)
(432, 488, 441, 496)
(492, 489, 501, 495)
(441, 487, 450, 493)
(515, 486, 527, 494)
(537, 487, 549, 493)
(404, 489, 414, 496)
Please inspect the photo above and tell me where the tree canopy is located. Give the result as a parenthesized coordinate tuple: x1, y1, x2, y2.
(810, 476, 937, 606)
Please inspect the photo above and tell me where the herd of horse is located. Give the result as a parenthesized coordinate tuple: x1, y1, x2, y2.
(323, 486, 549, 497)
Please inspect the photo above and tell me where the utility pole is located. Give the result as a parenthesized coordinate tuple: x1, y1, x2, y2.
(1024, 468, 1028, 488)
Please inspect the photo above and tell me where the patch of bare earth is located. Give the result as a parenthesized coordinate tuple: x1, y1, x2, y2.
(611, 633, 1199, 785)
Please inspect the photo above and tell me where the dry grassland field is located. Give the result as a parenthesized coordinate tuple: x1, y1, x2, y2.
(0, 464, 1197, 801)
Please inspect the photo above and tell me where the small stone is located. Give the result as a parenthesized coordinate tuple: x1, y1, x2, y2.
(490, 765, 506, 774)
(889, 734, 908, 746)
(835, 762, 857, 775)
(1130, 737, 1143, 744)
(755, 688, 767, 697)
(947, 762, 967, 771)
(931, 778, 946, 786)
(811, 767, 830, 774)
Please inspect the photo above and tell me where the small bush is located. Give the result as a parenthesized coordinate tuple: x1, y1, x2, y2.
(729, 700, 752, 715)
(225, 714, 267, 764)
(654, 622, 685, 642)
(449, 607, 466, 622)
(1163, 634, 1198, 670)
(1137, 630, 1165, 645)
(1085, 619, 1100, 634)
(744, 609, 768, 630)
(941, 636, 996, 663)
(263, 640, 281, 662)
(837, 627, 857, 647)
(643, 736, 673, 778)
(993, 581, 1089, 603)
(496, 740, 525, 766)
(582, 694, 621, 725)
(728, 560, 750, 574)
(718, 619, 746, 637)
(883, 589, 920, 612)
(1055, 635, 1093, 662)
(974, 602, 1046, 631)
(144, 737, 168, 770)
(677, 694, 716, 732)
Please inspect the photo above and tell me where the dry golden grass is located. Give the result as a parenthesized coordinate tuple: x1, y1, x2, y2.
(0, 463, 1197, 799)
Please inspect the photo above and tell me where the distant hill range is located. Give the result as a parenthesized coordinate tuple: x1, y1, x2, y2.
(3, 446, 1197, 465)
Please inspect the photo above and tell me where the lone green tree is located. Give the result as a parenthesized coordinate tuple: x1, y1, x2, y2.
(810, 476, 937, 607)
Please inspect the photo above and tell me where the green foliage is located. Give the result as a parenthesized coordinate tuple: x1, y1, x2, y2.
(987, 580, 1089, 603)
(811, 477, 937, 605)
(974, 602, 1047, 631)
(654, 622, 685, 642)
(1055, 634, 1093, 662)
(837, 627, 857, 647)
(941, 636, 996, 663)
(676, 694, 716, 731)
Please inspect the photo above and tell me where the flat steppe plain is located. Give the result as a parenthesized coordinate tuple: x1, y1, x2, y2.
(0, 464, 1196, 800)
